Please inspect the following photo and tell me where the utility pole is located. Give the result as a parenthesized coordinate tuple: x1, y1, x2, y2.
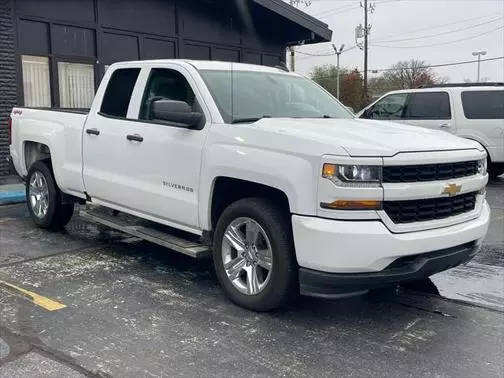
(363, 0, 368, 102)
(357, 1, 374, 103)
(288, 0, 311, 71)
(472, 51, 487, 82)
(289, 47, 295, 71)
(289, 0, 296, 71)
(332, 44, 345, 100)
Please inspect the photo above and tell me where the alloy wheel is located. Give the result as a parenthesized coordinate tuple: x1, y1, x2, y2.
(221, 217, 273, 295)
(29, 171, 49, 218)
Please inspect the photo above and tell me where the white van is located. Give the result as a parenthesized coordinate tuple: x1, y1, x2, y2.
(358, 84, 504, 178)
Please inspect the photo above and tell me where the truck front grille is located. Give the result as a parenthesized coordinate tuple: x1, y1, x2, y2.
(383, 192, 477, 224)
(383, 160, 478, 183)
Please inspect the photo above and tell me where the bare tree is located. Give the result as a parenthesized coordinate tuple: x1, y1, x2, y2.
(287, 0, 312, 7)
(381, 59, 442, 89)
(368, 59, 446, 99)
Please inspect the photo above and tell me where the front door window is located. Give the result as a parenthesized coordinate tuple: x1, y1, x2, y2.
(369, 93, 409, 120)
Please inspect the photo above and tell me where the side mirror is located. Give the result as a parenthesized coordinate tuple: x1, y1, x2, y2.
(151, 100, 203, 128)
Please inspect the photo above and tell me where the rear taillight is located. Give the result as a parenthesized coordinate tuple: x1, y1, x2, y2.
(7, 117, 12, 145)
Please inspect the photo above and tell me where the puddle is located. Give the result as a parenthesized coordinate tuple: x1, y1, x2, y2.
(428, 262, 504, 310)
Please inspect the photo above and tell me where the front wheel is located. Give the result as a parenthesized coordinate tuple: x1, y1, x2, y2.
(213, 198, 298, 311)
(26, 160, 74, 230)
(488, 163, 504, 179)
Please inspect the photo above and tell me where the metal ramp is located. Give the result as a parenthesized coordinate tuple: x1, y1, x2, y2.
(79, 205, 211, 258)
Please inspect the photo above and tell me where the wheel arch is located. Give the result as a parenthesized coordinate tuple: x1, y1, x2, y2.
(208, 177, 291, 231)
(460, 137, 492, 163)
(23, 140, 52, 173)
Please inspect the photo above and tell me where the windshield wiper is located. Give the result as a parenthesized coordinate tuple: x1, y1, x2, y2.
(231, 115, 271, 124)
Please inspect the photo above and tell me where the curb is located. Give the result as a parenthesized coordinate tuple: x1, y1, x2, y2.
(0, 190, 26, 205)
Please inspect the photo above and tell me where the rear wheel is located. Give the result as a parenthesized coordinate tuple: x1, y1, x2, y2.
(26, 160, 74, 230)
(213, 198, 297, 311)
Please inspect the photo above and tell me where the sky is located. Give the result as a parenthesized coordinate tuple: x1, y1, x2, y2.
(290, 0, 504, 82)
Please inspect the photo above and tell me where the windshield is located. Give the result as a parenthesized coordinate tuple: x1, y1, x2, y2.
(199, 69, 353, 123)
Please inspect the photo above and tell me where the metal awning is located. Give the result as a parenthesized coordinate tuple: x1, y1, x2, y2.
(252, 0, 332, 43)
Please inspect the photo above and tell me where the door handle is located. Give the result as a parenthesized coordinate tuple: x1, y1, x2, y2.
(86, 128, 100, 135)
(440, 123, 450, 129)
(126, 134, 143, 142)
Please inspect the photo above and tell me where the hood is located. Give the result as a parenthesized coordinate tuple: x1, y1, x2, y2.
(253, 118, 483, 157)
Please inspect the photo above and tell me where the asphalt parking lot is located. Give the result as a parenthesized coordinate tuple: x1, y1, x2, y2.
(0, 177, 503, 377)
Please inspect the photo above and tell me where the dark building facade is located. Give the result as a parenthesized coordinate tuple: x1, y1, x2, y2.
(0, 0, 331, 176)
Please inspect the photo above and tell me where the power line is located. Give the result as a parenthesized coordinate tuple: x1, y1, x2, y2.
(371, 25, 504, 48)
(370, 56, 504, 73)
(311, 3, 358, 16)
(310, 56, 504, 79)
(296, 45, 358, 58)
(316, 4, 362, 18)
(371, 14, 497, 40)
(297, 51, 335, 56)
(373, 17, 503, 43)
(308, 0, 501, 1)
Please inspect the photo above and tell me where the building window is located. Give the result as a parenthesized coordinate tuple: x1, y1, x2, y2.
(58, 62, 95, 108)
(21, 55, 51, 107)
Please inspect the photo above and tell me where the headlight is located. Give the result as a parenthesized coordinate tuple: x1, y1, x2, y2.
(322, 163, 382, 187)
(477, 158, 487, 175)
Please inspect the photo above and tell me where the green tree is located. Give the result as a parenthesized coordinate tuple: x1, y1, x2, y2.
(311, 65, 365, 111)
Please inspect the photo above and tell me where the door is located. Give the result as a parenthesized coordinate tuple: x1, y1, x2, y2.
(401, 91, 453, 132)
(82, 65, 210, 231)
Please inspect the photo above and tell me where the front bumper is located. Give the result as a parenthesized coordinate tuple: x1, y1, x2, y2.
(292, 200, 490, 296)
(299, 241, 481, 298)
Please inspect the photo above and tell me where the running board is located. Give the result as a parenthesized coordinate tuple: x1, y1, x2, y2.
(79, 205, 211, 259)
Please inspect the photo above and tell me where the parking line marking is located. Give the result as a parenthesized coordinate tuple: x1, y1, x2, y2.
(0, 280, 66, 311)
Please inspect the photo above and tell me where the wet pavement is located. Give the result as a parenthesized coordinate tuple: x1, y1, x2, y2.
(429, 177, 504, 310)
(0, 176, 503, 377)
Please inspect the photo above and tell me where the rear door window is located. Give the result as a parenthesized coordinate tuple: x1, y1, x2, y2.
(461, 90, 504, 119)
(404, 92, 451, 120)
(100, 68, 141, 118)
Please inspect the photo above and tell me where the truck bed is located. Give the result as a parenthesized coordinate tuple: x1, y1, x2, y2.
(9, 106, 90, 196)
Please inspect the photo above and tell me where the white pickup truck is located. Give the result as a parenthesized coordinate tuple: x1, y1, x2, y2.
(9, 60, 490, 311)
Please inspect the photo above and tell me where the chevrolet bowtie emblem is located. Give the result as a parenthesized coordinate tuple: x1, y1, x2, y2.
(442, 183, 462, 197)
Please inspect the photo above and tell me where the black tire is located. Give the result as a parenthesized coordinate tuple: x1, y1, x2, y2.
(26, 160, 74, 230)
(213, 198, 298, 311)
(489, 165, 504, 179)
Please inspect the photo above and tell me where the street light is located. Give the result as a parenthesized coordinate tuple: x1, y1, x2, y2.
(472, 51, 487, 82)
(332, 44, 345, 100)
